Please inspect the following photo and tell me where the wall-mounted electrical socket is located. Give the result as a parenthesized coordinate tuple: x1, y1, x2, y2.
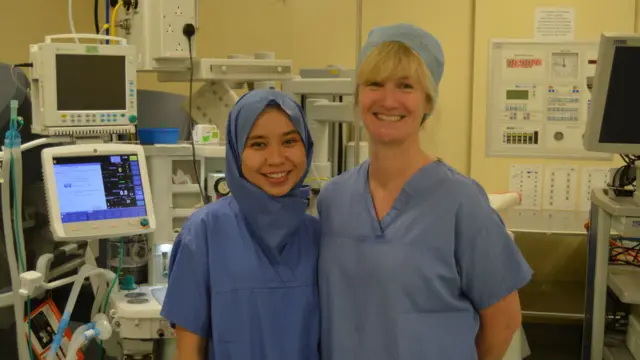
(175, 41, 184, 53)
(161, 0, 196, 57)
(118, 0, 197, 70)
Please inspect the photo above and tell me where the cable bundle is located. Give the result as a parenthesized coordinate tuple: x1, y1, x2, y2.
(610, 154, 638, 197)
(610, 238, 640, 266)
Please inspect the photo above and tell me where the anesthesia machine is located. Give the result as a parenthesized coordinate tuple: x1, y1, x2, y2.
(4, 32, 156, 360)
(580, 33, 640, 360)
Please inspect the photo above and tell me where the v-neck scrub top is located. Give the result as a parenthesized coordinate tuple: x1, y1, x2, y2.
(160, 197, 321, 360)
(317, 160, 533, 360)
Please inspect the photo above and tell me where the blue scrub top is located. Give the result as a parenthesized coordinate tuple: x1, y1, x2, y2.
(161, 197, 321, 360)
(317, 160, 533, 360)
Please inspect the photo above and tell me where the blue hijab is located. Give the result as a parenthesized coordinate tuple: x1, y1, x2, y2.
(225, 89, 314, 255)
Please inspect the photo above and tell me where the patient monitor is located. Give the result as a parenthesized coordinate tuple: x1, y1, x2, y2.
(41, 144, 155, 242)
(583, 33, 640, 154)
(28, 35, 138, 135)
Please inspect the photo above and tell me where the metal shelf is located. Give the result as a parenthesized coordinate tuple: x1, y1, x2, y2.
(171, 184, 201, 194)
(519, 280, 585, 320)
(609, 265, 640, 305)
(172, 209, 195, 218)
(604, 340, 635, 360)
(604, 346, 634, 360)
(143, 143, 225, 158)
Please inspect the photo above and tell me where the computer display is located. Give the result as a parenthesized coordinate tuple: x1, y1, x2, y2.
(53, 154, 146, 223)
(56, 54, 127, 111)
(42, 144, 155, 242)
(598, 46, 640, 145)
(583, 33, 640, 154)
(28, 41, 138, 135)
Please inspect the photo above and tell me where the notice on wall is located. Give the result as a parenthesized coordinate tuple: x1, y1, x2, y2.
(534, 7, 575, 41)
(542, 165, 578, 211)
(509, 164, 542, 210)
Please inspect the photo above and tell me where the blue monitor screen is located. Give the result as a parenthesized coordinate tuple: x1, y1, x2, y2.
(53, 154, 147, 223)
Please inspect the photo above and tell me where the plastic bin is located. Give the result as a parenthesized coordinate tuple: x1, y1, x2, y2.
(138, 128, 180, 145)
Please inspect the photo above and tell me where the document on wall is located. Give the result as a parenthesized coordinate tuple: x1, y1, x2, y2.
(580, 167, 611, 211)
(534, 7, 575, 41)
(509, 164, 543, 210)
(542, 165, 578, 211)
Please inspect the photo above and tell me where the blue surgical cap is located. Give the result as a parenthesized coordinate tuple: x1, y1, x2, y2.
(358, 23, 445, 103)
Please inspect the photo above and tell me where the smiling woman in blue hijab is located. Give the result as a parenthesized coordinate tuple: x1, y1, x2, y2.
(161, 89, 320, 360)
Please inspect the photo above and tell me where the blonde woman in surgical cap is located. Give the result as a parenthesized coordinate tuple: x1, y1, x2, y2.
(316, 24, 533, 360)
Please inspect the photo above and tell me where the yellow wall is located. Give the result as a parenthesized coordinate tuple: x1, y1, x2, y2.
(1, 0, 638, 181)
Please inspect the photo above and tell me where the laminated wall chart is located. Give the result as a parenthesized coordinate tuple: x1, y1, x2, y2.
(509, 164, 611, 211)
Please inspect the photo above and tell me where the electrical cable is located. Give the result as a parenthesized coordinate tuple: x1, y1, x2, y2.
(609, 240, 640, 265)
(105, 0, 110, 44)
(110, 1, 123, 37)
(68, 0, 80, 43)
(183, 24, 207, 205)
(94, 0, 100, 34)
(99, 24, 110, 36)
(610, 154, 638, 196)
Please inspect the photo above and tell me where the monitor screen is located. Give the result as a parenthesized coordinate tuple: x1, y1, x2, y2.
(53, 154, 146, 223)
(598, 46, 640, 144)
(55, 54, 127, 111)
(506, 89, 528, 100)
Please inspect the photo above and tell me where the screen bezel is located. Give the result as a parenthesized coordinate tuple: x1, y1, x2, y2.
(583, 33, 640, 154)
(42, 144, 155, 242)
(29, 42, 138, 134)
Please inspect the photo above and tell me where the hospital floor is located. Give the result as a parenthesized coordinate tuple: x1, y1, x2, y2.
(523, 322, 583, 360)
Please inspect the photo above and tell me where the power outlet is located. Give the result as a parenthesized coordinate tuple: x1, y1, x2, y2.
(162, 19, 186, 55)
(119, 0, 197, 69)
(160, 0, 197, 57)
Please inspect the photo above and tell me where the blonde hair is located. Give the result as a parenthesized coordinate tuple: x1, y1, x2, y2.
(355, 41, 436, 109)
